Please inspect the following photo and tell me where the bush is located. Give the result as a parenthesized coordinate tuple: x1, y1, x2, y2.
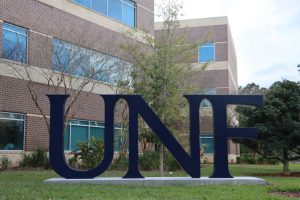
(237, 153, 255, 164)
(109, 156, 128, 171)
(164, 151, 181, 171)
(0, 156, 10, 170)
(21, 148, 51, 169)
(139, 150, 159, 171)
(138, 150, 181, 171)
(237, 153, 280, 165)
(70, 137, 104, 169)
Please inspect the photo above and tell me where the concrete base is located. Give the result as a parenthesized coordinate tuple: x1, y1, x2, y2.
(44, 177, 267, 186)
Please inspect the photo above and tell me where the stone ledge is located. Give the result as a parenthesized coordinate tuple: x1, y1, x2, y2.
(44, 177, 267, 186)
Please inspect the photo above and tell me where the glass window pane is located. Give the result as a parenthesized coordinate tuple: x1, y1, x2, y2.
(198, 43, 215, 62)
(0, 119, 24, 150)
(3, 23, 27, 35)
(123, 0, 135, 7)
(52, 39, 91, 77)
(200, 137, 214, 153)
(2, 23, 27, 63)
(52, 38, 132, 84)
(70, 126, 88, 151)
(74, 0, 91, 8)
(108, 0, 122, 22)
(52, 40, 73, 72)
(90, 127, 104, 140)
(64, 127, 70, 150)
(123, 3, 135, 27)
(78, 121, 89, 126)
(0, 112, 24, 120)
(92, 0, 107, 15)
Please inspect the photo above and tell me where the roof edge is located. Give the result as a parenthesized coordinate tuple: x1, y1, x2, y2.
(155, 16, 228, 30)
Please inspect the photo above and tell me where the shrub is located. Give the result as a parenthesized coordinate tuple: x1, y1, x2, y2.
(139, 150, 159, 171)
(164, 151, 181, 171)
(0, 156, 10, 170)
(138, 150, 181, 171)
(21, 148, 51, 169)
(70, 137, 104, 169)
(109, 156, 128, 171)
(237, 153, 280, 165)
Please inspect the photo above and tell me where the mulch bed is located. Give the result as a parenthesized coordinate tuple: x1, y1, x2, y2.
(273, 192, 300, 198)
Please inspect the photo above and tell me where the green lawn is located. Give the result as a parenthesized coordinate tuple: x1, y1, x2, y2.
(0, 164, 299, 200)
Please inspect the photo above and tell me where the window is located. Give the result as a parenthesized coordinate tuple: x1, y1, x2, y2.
(64, 120, 122, 151)
(52, 39, 131, 84)
(198, 43, 215, 63)
(0, 112, 24, 150)
(73, 0, 136, 28)
(200, 135, 214, 153)
(120, 0, 135, 27)
(2, 23, 27, 63)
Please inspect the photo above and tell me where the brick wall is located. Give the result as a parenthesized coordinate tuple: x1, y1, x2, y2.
(188, 70, 229, 89)
(0, 75, 125, 151)
(2, 0, 150, 69)
(28, 31, 52, 69)
(25, 116, 49, 151)
(155, 24, 228, 64)
(0, 21, 2, 58)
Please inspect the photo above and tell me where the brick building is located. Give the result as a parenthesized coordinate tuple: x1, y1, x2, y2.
(0, 0, 239, 166)
(156, 17, 239, 163)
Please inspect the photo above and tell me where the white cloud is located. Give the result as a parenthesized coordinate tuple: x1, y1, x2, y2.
(155, 0, 300, 87)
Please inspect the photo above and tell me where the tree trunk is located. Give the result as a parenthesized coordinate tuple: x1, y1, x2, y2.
(283, 160, 289, 175)
(282, 149, 289, 175)
(159, 143, 164, 177)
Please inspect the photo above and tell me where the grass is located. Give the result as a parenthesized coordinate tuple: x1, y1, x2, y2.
(0, 164, 299, 199)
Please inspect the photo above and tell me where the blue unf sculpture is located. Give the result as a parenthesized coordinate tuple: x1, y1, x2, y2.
(47, 95, 263, 179)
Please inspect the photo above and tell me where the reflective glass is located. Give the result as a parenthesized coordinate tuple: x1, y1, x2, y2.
(2, 23, 27, 63)
(92, 0, 107, 14)
(0, 112, 24, 120)
(108, 0, 122, 22)
(0, 118, 24, 150)
(90, 127, 104, 140)
(123, 3, 135, 27)
(198, 43, 215, 62)
(74, 0, 91, 8)
(64, 127, 70, 150)
(70, 126, 88, 151)
(200, 137, 214, 153)
(64, 120, 122, 151)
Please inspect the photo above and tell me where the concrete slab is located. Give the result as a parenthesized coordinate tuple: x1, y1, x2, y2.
(44, 177, 267, 186)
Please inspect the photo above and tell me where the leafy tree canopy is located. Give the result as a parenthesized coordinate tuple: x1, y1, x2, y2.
(237, 80, 300, 174)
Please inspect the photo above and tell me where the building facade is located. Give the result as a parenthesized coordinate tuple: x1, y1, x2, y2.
(0, 0, 239, 166)
(0, 0, 154, 166)
(155, 17, 239, 163)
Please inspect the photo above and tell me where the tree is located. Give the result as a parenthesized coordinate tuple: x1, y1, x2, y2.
(237, 80, 300, 175)
(121, 0, 205, 176)
(238, 83, 268, 95)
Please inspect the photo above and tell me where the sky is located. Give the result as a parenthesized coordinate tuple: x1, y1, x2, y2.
(155, 0, 300, 87)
